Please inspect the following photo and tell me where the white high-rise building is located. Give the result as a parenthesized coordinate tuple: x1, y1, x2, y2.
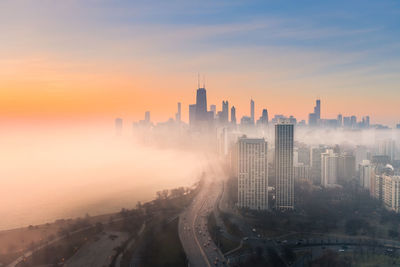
(321, 149, 338, 187)
(378, 139, 396, 162)
(359, 160, 373, 191)
(382, 175, 400, 213)
(237, 137, 268, 210)
(275, 120, 294, 210)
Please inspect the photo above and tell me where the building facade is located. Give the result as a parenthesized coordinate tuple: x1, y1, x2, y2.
(275, 120, 294, 210)
(321, 149, 338, 187)
(237, 137, 268, 210)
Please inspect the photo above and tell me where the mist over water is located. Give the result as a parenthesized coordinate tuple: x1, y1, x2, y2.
(1, 121, 399, 231)
(0, 124, 206, 230)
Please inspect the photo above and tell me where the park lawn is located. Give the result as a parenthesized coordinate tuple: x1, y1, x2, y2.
(141, 217, 186, 267)
(344, 252, 400, 267)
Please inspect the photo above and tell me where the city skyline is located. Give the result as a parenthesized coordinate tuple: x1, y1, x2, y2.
(2, 1, 400, 266)
(1, 1, 400, 126)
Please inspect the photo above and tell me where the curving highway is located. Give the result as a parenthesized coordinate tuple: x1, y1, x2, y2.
(179, 168, 227, 267)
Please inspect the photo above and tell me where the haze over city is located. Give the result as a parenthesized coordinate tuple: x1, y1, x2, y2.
(1, 1, 400, 267)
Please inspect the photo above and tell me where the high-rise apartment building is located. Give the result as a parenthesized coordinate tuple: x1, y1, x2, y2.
(311, 146, 325, 185)
(338, 153, 356, 182)
(321, 149, 338, 187)
(378, 139, 396, 163)
(359, 160, 373, 191)
(237, 137, 268, 210)
(275, 120, 294, 210)
(382, 175, 400, 213)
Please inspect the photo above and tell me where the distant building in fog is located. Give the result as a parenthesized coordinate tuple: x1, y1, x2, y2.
(308, 99, 321, 126)
(175, 102, 181, 122)
(338, 153, 356, 182)
(275, 119, 294, 210)
(237, 137, 268, 210)
(210, 104, 216, 118)
(378, 139, 396, 163)
(250, 99, 255, 124)
(231, 106, 237, 125)
(311, 146, 326, 185)
(145, 111, 150, 123)
(115, 118, 123, 136)
(257, 109, 269, 127)
(359, 160, 373, 191)
(189, 104, 197, 126)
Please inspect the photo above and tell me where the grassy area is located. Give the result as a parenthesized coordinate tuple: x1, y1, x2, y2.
(312, 250, 400, 267)
(17, 226, 98, 267)
(236, 180, 400, 242)
(220, 212, 244, 238)
(140, 217, 187, 267)
(352, 254, 400, 267)
(208, 213, 240, 254)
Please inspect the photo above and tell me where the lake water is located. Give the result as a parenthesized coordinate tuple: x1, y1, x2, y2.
(0, 124, 205, 230)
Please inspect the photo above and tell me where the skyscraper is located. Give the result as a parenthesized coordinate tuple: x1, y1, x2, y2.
(309, 99, 321, 126)
(338, 153, 356, 182)
(311, 146, 325, 185)
(237, 137, 268, 210)
(315, 99, 321, 120)
(175, 102, 181, 122)
(337, 114, 343, 127)
(257, 109, 269, 126)
(231, 106, 236, 125)
(145, 111, 150, 123)
(275, 120, 294, 210)
(321, 149, 338, 187)
(378, 139, 396, 163)
(250, 99, 255, 124)
(189, 104, 196, 126)
(222, 101, 229, 123)
(196, 88, 207, 121)
(210, 104, 216, 118)
(359, 160, 372, 191)
(115, 118, 123, 136)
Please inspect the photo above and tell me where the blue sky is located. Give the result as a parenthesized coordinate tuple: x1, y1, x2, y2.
(0, 0, 399, 124)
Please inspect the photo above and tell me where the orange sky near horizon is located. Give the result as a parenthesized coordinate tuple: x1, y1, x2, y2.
(0, 52, 398, 127)
(1, 65, 398, 127)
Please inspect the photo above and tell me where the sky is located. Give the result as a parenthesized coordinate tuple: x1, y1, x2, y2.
(1, 0, 399, 126)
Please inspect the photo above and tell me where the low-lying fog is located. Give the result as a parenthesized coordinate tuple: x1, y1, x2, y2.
(0, 124, 207, 230)
(1, 122, 398, 230)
